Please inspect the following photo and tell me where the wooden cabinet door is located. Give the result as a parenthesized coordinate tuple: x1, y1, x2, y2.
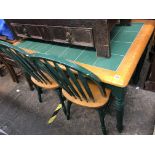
(70, 27, 94, 47)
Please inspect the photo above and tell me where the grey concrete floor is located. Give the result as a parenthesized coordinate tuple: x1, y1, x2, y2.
(0, 70, 155, 135)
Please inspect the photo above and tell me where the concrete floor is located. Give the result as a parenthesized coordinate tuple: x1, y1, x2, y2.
(0, 70, 155, 135)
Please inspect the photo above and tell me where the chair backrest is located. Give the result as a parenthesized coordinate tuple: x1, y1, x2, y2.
(0, 40, 46, 83)
(30, 53, 107, 102)
(0, 50, 18, 67)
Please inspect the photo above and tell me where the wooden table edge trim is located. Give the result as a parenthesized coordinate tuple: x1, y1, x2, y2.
(132, 19, 155, 25)
(116, 20, 154, 87)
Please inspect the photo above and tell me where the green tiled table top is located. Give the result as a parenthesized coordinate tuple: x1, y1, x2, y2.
(16, 23, 143, 71)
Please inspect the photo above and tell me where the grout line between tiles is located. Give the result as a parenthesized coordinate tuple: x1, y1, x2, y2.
(44, 45, 55, 54)
(123, 30, 140, 32)
(74, 48, 87, 61)
(112, 40, 132, 44)
(111, 28, 122, 41)
(92, 58, 99, 66)
(112, 53, 125, 57)
(111, 40, 131, 44)
(58, 47, 70, 58)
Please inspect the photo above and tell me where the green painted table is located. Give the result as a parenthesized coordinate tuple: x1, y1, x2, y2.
(14, 21, 154, 132)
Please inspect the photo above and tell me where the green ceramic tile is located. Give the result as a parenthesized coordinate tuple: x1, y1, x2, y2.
(46, 45, 70, 57)
(32, 42, 53, 53)
(28, 44, 42, 51)
(36, 44, 54, 54)
(113, 31, 138, 43)
(16, 43, 25, 48)
(60, 47, 84, 60)
(110, 28, 121, 40)
(16, 41, 34, 48)
(94, 55, 123, 71)
(110, 41, 131, 56)
(29, 42, 48, 50)
(76, 49, 97, 65)
(112, 26, 123, 32)
(17, 41, 51, 54)
(23, 41, 40, 49)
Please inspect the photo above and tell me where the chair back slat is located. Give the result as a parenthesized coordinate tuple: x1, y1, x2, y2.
(0, 40, 45, 83)
(31, 53, 106, 103)
(66, 67, 88, 101)
(31, 60, 51, 84)
(54, 62, 82, 100)
(40, 60, 63, 84)
(78, 73, 95, 102)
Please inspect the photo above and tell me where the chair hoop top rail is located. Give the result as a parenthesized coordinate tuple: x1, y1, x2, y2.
(31, 53, 102, 84)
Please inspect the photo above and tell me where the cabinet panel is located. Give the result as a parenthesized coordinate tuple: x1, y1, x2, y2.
(70, 27, 94, 47)
(48, 26, 68, 43)
(10, 23, 28, 38)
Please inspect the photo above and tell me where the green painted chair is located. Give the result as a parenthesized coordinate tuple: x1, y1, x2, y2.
(30, 53, 111, 134)
(0, 40, 60, 103)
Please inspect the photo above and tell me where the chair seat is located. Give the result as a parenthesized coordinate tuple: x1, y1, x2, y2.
(62, 80, 111, 108)
(31, 73, 59, 89)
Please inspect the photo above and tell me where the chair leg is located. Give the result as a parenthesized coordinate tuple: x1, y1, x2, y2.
(40, 87, 43, 94)
(0, 69, 3, 76)
(38, 86, 43, 103)
(10, 65, 19, 83)
(24, 72, 34, 91)
(0, 65, 4, 76)
(26, 78, 34, 91)
(56, 88, 67, 115)
(34, 84, 43, 103)
(97, 107, 107, 135)
(66, 101, 72, 120)
(106, 94, 113, 115)
(5, 64, 19, 83)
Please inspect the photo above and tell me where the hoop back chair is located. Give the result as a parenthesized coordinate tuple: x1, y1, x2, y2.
(30, 53, 111, 134)
(0, 40, 59, 103)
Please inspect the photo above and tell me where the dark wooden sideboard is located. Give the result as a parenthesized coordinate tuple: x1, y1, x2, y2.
(5, 19, 131, 58)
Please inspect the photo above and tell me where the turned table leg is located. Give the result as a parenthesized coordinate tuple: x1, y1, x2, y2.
(107, 85, 127, 133)
(115, 94, 125, 132)
(114, 87, 126, 132)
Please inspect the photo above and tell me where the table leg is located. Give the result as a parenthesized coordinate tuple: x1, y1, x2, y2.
(111, 86, 127, 132)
